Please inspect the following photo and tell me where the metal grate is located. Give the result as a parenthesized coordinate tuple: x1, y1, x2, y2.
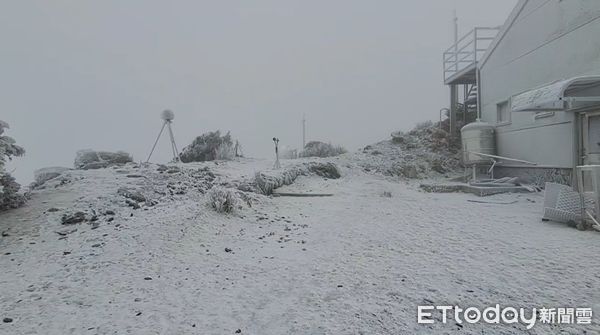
(543, 182, 595, 223)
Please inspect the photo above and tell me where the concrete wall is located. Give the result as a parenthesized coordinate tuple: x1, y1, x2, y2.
(479, 0, 600, 169)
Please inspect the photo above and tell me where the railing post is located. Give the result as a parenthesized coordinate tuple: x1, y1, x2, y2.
(473, 28, 478, 62)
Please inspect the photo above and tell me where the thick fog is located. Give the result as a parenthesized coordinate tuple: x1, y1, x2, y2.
(1, 0, 516, 183)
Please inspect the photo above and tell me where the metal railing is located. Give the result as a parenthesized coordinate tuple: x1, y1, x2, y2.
(443, 27, 500, 82)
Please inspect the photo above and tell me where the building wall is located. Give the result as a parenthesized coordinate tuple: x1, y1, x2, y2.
(479, 0, 600, 169)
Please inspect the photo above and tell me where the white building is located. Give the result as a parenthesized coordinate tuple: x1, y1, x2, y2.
(445, 0, 600, 184)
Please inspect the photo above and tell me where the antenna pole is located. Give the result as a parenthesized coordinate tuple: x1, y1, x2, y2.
(302, 114, 306, 149)
(453, 10, 458, 72)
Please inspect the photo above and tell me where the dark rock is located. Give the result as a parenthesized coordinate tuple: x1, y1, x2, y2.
(235, 329, 241, 334)
(225, 248, 232, 253)
(144, 277, 152, 280)
(3, 317, 13, 323)
(61, 212, 86, 225)
(55, 228, 77, 236)
(47, 208, 61, 212)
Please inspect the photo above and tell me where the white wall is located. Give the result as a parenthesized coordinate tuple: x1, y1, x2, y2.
(480, 0, 600, 168)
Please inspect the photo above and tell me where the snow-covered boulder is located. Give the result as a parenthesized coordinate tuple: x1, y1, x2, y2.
(74, 150, 133, 170)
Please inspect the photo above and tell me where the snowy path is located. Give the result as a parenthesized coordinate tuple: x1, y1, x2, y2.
(0, 164, 599, 334)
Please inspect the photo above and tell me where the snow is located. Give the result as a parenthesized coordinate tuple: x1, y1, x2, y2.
(0, 157, 599, 334)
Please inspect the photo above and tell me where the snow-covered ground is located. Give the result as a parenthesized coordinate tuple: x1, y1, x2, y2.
(0, 157, 599, 334)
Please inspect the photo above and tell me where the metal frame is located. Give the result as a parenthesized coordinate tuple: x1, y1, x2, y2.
(580, 111, 600, 166)
(575, 165, 600, 226)
(443, 27, 500, 83)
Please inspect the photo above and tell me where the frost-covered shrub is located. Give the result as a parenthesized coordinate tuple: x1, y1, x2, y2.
(0, 173, 27, 211)
(180, 131, 235, 163)
(0, 120, 26, 211)
(215, 143, 235, 161)
(0, 121, 25, 168)
(299, 141, 346, 158)
(207, 186, 239, 213)
(414, 120, 434, 130)
(32, 167, 70, 188)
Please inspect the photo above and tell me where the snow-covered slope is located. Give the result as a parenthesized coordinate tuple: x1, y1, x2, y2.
(0, 157, 599, 334)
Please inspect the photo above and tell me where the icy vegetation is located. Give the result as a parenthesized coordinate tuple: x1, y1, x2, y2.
(207, 186, 240, 213)
(179, 130, 236, 163)
(355, 121, 461, 179)
(31, 167, 71, 189)
(0, 120, 26, 211)
(299, 141, 347, 158)
(252, 162, 341, 195)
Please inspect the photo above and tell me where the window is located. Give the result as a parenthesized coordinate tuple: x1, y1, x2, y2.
(497, 101, 510, 124)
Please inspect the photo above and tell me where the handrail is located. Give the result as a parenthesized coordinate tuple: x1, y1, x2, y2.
(443, 26, 500, 82)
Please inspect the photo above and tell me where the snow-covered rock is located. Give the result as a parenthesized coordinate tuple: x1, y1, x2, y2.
(74, 150, 133, 170)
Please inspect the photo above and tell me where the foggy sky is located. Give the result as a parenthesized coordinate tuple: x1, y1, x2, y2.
(1, 0, 517, 183)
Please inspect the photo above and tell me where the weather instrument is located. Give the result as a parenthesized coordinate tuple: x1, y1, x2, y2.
(273, 137, 281, 169)
(146, 110, 180, 163)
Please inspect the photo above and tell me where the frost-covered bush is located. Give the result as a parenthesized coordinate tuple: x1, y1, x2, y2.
(215, 143, 235, 161)
(207, 186, 239, 213)
(0, 120, 26, 211)
(180, 131, 235, 163)
(31, 167, 70, 188)
(299, 141, 346, 158)
(414, 120, 434, 130)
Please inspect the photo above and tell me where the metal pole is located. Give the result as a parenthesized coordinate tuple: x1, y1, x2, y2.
(166, 122, 180, 161)
(302, 114, 306, 149)
(454, 10, 458, 72)
(476, 68, 483, 119)
(450, 84, 458, 136)
(273, 138, 281, 169)
(146, 121, 167, 163)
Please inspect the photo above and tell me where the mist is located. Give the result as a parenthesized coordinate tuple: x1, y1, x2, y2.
(0, 0, 517, 183)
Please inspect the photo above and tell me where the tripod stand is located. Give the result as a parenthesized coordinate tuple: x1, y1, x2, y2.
(147, 114, 180, 163)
